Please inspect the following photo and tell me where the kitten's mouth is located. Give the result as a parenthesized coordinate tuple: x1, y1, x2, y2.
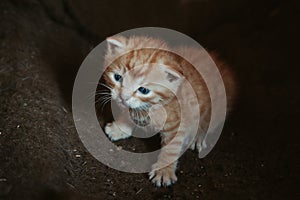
(117, 98, 130, 108)
(129, 108, 151, 127)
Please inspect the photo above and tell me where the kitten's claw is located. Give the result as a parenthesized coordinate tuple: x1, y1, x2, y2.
(149, 171, 155, 180)
(105, 122, 131, 141)
(149, 165, 177, 187)
(197, 139, 207, 153)
(189, 141, 196, 150)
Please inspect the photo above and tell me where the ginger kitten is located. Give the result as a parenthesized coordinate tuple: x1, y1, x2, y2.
(101, 35, 236, 187)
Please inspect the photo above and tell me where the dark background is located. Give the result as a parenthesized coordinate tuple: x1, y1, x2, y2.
(0, 0, 299, 199)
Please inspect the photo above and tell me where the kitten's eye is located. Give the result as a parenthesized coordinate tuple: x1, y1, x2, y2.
(137, 87, 150, 95)
(114, 74, 122, 82)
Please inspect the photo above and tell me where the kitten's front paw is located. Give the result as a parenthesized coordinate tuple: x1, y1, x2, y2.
(105, 122, 131, 141)
(149, 164, 177, 187)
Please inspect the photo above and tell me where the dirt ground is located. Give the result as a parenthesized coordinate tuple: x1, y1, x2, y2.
(0, 0, 299, 199)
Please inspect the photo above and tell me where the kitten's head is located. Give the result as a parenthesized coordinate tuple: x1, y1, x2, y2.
(103, 36, 184, 110)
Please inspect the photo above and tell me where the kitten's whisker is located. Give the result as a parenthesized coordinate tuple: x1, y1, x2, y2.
(95, 92, 111, 96)
(95, 96, 111, 113)
(95, 96, 111, 104)
(99, 83, 113, 90)
(95, 95, 111, 105)
(86, 91, 97, 100)
(142, 105, 148, 111)
(97, 97, 111, 105)
(95, 92, 111, 95)
(87, 87, 111, 100)
(100, 98, 111, 113)
(89, 94, 110, 102)
(138, 104, 149, 111)
(86, 89, 110, 100)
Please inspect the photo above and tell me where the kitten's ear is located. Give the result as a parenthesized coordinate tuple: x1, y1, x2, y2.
(163, 67, 183, 83)
(106, 35, 126, 54)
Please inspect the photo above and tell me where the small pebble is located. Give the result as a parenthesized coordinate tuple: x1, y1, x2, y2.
(136, 188, 143, 194)
(117, 146, 122, 150)
(82, 161, 87, 166)
(75, 154, 81, 158)
(62, 107, 68, 113)
(17, 125, 20, 128)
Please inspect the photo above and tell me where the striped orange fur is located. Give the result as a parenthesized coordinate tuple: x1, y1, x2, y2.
(102, 36, 236, 187)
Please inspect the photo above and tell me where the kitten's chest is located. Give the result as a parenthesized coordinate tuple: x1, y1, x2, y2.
(129, 109, 151, 126)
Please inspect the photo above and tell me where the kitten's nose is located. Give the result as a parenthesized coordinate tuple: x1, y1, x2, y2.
(120, 95, 130, 102)
(120, 89, 131, 101)
(120, 89, 131, 105)
(120, 95, 130, 106)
